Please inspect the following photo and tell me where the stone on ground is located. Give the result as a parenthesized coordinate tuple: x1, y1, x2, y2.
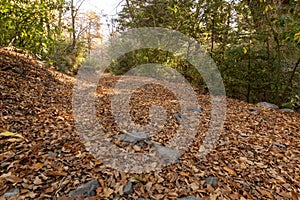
(69, 179, 100, 198)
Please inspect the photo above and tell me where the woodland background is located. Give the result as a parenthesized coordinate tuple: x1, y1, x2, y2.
(0, 0, 299, 108)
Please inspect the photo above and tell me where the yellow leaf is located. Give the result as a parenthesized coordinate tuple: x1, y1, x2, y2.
(158, 125, 164, 129)
(264, 5, 269, 13)
(7, 138, 24, 142)
(294, 32, 300, 41)
(129, 176, 147, 183)
(85, 141, 91, 147)
(0, 131, 23, 138)
(243, 47, 247, 54)
(103, 188, 113, 197)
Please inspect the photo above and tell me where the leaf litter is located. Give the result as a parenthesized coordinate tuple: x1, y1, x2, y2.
(0, 48, 299, 199)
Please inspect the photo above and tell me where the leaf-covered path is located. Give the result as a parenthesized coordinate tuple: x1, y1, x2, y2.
(1, 48, 300, 199)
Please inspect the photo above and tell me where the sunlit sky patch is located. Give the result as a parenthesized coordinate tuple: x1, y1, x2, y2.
(79, 0, 124, 37)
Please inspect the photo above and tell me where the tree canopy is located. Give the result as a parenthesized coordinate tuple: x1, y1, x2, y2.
(113, 0, 300, 108)
(0, 0, 102, 73)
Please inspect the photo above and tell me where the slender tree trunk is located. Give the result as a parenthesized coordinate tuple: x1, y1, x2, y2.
(210, 14, 215, 55)
(279, 57, 300, 105)
(265, 36, 270, 100)
(246, 32, 252, 103)
(71, 0, 76, 50)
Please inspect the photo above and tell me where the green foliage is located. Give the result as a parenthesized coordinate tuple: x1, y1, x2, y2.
(109, 48, 204, 86)
(282, 95, 300, 110)
(0, 0, 60, 58)
(116, 0, 300, 106)
(49, 39, 88, 74)
(0, 0, 102, 74)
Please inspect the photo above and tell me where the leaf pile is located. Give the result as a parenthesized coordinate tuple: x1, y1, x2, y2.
(0, 48, 300, 199)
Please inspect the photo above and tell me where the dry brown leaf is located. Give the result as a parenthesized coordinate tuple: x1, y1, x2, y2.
(98, 178, 106, 188)
(190, 182, 199, 191)
(1, 49, 300, 199)
(96, 187, 103, 195)
(209, 193, 217, 200)
(258, 188, 273, 198)
(180, 172, 189, 177)
(0, 152, 14, 162)
(154, 194, 165, 199)
(46, 170, 67, 177)
(223, 166, 237, 176)
(33, 176, 43, 185)
(103, 188, 113, 198)
(292, 191, 299, 200)
(44, 187, 54, 194)
(167, 192, 178, 199)
(32, 163, 44, 170)
(0, 172, 22, 183)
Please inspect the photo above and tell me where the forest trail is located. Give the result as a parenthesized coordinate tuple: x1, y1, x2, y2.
(1, 48, 300, 199)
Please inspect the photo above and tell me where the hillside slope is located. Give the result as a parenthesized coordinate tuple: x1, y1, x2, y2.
(0, 48, 299, 199)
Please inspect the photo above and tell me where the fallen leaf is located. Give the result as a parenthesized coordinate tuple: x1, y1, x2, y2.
(190, 182, 199, 191)
(32, 163, 44, 170)
(33, 176, 43, 185)
(292, 191, 299, 200)
(258, 189, 273, 198)
(46, 170, 67, 177)
(180, 172, 189, 177)
(0, 172, 22, 183)
(7, 138, 24, 142)
(223, 166, 237, 176)
(44, 187, 54, 193)
(103, 188, 113, 198)
(129, 176, 147, 183)
(0, 131, 23, 138)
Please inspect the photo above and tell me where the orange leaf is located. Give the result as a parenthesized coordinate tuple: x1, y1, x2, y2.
(258, 189, 273, 198)
(32, 163, 44, 170)
(223, 166, 237, 176)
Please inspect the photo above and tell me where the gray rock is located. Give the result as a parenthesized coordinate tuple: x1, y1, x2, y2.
(272, 142, 286, 148)
(70, 179, 100, 198)
(123, 181, 134, 195)
(14, 68, 24, 74)
(280, 108, 294, 113)
(178, 196, 202, 200)
(257, 102, 279, 109)
(4, 188, 19, 197)
(117, 132, 149, 144)
(112, 194, 120, 200)
(248, 107, 259, 115)
(205, 176, 219, 188)
(187, 107, 203, 113)
(153, 144, 181, 162)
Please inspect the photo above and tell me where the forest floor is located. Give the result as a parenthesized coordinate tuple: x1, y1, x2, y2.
(0, 48, 300, 200)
